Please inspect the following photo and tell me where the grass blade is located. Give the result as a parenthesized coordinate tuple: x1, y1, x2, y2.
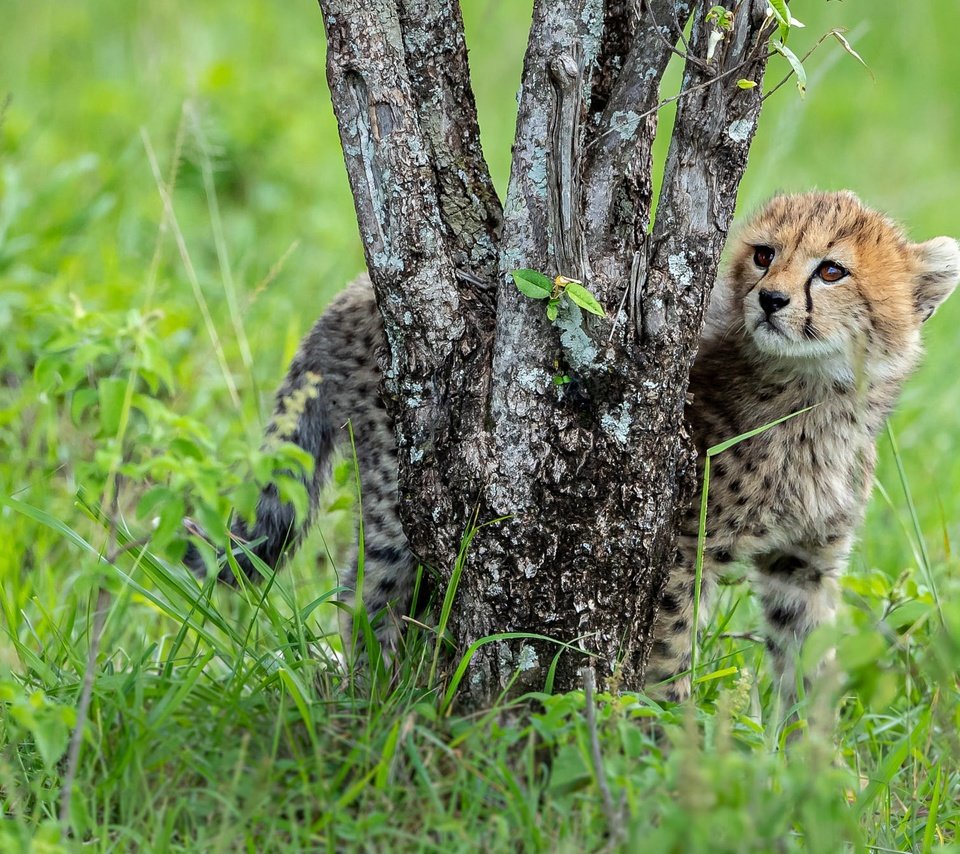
(886, 423, 943, 624)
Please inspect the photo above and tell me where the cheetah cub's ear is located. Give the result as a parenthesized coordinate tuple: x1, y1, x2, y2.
(913, 236, 960, 322)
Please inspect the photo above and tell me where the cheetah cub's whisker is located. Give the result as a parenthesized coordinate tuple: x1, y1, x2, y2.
(184, 191, 959, 698)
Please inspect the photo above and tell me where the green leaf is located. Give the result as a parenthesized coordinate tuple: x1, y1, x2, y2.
(766, 0, 790, 40)
(773, 40, 807, 97)
(137, 485, 174, 520)
(564, 283, 605, 317)
(831, 29, 875, 80)
(326, 494, 355, 512)
(97, 376, 128, 436)
(856, 728, 916, 816)
(708, 405, 815, 456)
(154, 494, 186, 544)
(70, 387, 98, 425)
(692, 665, 738, 684)
(28, 703, 72, 769)
(736, 78, 757, 89)
(140, 334, 175, 393)
(170, 437, 204, 461)
(34, 353, 66, 391)
(232, 480, 262, 521)
(512, 269, 552, 299)
(923, 764, 943, 854)
(375, 719, 401, 790)
(885, 600, 931, 631)
(837, 629, 887, 671)
(706, 5, 732, 30)
(440, 632, 596, 716)
(546, 300, 559, 322)
(194, 499, 227, 542)
(276, 474, 310, 522)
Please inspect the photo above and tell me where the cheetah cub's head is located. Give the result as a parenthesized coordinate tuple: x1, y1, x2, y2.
(727, 191, 960, 379)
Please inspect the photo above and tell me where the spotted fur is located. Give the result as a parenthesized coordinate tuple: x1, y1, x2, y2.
(646, 190, 960, 701)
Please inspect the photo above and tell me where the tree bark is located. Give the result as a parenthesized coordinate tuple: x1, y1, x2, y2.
(317, 0, 772, 705)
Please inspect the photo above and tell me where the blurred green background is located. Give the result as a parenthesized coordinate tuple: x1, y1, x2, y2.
(1, 0, 958, 604)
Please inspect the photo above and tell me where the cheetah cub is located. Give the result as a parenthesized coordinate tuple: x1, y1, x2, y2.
(185, 191, 959, 701)
(646, 191, 959, 701)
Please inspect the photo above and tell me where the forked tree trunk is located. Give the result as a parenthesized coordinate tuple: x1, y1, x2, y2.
(318, 0, 771, 704)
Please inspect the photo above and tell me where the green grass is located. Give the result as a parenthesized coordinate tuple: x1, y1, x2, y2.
(2, 0, 960, 850)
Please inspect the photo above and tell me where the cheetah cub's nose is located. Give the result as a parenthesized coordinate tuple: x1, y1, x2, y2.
(759, 288, 790, 316)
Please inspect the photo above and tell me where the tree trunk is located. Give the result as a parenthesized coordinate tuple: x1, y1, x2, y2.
(317, 0, 771, 705)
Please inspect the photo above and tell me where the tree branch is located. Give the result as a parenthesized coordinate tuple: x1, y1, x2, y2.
(319, 0, 464, 355)
(588, 0, 639, 127)
(583, 666, 625, 844)
(583, 0, 696, 301)
(396, 0, 504, 287)
(319, 0, 489, 567)
(489, 0, 606, 508)
(498, 0, 603, 277)
(645, 0, 772, 345)
(645, 0, 709, 70)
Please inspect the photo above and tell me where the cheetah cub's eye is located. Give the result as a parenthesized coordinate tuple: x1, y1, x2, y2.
(753, 246, 775, 268)
(817, 260, 848, 283)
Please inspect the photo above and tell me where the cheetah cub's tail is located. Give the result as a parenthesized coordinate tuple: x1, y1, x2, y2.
(182, 345, 339, 586)
(183, 277, 380, 586)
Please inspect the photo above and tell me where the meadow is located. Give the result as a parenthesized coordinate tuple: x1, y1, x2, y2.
(1, 0, 959, 849)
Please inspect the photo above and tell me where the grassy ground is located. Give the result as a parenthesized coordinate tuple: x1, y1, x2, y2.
(2, 0, 959, 850)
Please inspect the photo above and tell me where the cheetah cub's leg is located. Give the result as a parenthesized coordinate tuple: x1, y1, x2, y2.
(645, 535, 719, 702)
(339, 541, 416, 666)
(754, 541, 848, 702)
(338, 438, 417, 663)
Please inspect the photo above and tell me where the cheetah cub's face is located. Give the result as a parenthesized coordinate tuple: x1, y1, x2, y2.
(727, 191, 960, 377)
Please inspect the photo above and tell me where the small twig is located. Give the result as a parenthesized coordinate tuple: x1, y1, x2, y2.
(761, 29, 842, 102)
(672, 3, 694, 57)
(106, 534, 152, 564)
(645, 1, 711, 71)
(454, 267, 488, 288)
(248, 240, 301, 306)
(587, 48, 776, 153)
(608, 250, 642, 344)
(59, 587, 110, 830)
(62, 481, 145, 830)
(141, 124, 242, 410)
(583, 667, 625, 845)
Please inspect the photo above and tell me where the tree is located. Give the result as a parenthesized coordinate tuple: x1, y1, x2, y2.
(317, 0, 771, 704)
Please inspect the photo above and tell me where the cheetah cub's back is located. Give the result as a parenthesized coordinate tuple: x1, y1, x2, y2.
(647, 191, 960, 701)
